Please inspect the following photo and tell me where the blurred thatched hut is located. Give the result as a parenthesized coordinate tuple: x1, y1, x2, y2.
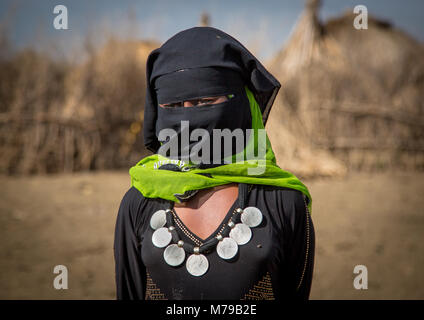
(267, 0, 424, 174)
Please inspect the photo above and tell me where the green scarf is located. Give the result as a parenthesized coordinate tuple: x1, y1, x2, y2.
(129, 87, 312, 213)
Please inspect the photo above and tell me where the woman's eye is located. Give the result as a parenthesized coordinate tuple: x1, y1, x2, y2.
(196, 96, 228, 106)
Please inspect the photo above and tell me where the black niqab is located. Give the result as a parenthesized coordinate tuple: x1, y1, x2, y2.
(143, 26, 281, 153)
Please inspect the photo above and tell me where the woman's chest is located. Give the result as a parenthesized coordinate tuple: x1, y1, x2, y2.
(172, 184, 239, 241)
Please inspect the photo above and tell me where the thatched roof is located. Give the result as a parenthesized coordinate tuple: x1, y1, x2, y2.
(266, 0, 424, 173)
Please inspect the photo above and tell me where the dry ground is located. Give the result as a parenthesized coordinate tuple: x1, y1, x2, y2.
(0, 171, 423, 299)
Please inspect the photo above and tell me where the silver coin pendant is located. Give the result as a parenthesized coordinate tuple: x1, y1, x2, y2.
(186, 254, 209, 276)
(241, 207, 263, 228)
(216, 237, 238, 260)
(150, 210, 167, 230)
(152, 227, 172, 248)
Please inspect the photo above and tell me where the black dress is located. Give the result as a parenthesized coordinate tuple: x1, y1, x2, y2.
(113, 183, 315, 300)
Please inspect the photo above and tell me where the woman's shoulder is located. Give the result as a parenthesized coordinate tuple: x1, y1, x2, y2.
(121, 186, 146, 203)
(117, 187, 151, 229)
(118, 186, 147, 214)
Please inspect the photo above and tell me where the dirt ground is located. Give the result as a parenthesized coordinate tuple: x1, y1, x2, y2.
(0, 171, 423, 299)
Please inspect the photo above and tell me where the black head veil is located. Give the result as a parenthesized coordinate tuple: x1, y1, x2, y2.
(143, 26, 281, 153)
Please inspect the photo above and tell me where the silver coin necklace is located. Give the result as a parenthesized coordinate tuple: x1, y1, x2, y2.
(149, 184, 262, 277)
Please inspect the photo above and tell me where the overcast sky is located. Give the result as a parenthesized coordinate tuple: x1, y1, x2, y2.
(1, 0, 423, 61)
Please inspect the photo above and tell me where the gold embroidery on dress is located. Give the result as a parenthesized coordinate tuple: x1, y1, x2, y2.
(241, 272, 275, 300)
(145, 271, 167, 300)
